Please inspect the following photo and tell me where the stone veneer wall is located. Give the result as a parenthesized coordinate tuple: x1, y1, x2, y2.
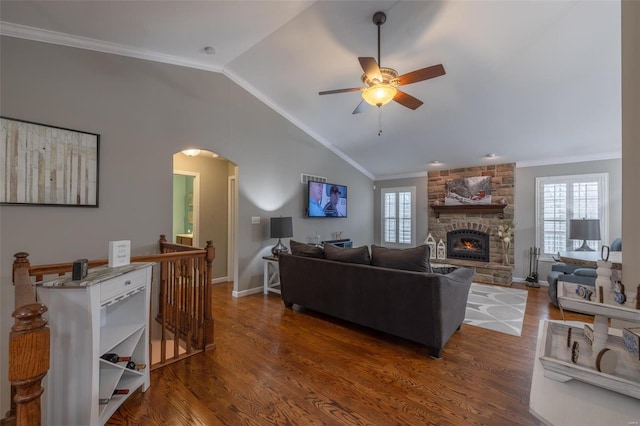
(427, 163, 515, 285)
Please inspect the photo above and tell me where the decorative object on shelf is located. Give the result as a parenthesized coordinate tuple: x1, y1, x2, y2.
(576, 285, 594, 301)
(109, 240, 131, 268)
(595, 348, 618, 374)
(583, 324, 594, 346)
(623, 328, 640, 360)
(571, 341, 580, 364)
(425, 233, 437, 260)
(497, 220, 514, 265)
(622, 328, 640, 360)
(72, 258, 89, 281)
(569, 218, 601, 251)
(270, 217, 294, 257)
(0, 116, 100, 207)
(595, 257, 613, 304)
(436, 239, 446, 260)
(613, 281, 627, 304)
(567, 328, 572, 347)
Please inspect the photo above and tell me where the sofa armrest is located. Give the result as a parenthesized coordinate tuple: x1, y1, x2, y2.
(551, 263, 590, 274)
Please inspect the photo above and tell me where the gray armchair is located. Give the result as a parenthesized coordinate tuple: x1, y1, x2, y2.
(547, 264, 597, 307)
(546, 238, 621, 307)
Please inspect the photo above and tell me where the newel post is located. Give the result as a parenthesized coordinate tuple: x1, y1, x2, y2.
(9, 268, 50, 426)
(12, 252, 31, 282)
(204, 240, 216, 350)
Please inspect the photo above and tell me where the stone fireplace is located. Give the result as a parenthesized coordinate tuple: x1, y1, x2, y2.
(447, 228, 490, 262)
(427, 163, 515, 286)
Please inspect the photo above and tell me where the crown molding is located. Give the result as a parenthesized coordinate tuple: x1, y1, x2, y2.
(516, 151, 621, 168)
(374, 171, 429, 182)
(0, 21, 223, 73)
(223, 69, 375, 181)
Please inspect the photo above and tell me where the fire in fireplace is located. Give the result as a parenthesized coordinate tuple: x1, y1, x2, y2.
(447, 229, 490, 262)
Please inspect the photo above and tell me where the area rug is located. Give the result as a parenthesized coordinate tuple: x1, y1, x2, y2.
(464, 283, 528, 336)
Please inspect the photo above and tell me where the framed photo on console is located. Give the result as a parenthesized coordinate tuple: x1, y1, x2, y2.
(0, 117, 99, 207)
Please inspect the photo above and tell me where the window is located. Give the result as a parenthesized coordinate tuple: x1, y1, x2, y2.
(535, 173, 608, 257)
(381, 186, 416, 247)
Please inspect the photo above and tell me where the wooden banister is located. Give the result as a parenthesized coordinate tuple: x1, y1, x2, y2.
(10, 234, 217, 391)
(8, 268, 50, 426)
(204, 240, 216, 350)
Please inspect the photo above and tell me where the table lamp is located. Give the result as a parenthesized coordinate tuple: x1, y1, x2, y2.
(270, 217, 293, 257)
(569, 219, 601, 251)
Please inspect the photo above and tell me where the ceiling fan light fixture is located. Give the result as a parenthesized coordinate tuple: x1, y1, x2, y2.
(362, 83, 397, 107)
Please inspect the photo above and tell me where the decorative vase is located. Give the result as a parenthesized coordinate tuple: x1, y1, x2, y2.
(502, 241, 510, 265)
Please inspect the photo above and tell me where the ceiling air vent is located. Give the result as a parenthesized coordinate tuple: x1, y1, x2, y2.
(301, 174, 327, 184)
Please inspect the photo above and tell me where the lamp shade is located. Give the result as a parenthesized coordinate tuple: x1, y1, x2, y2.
(362, 84, 397, 107)
(270, 217, 293, 239)
(569, 219, 601, 241)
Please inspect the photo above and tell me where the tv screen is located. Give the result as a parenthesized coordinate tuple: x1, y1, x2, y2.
(307, 182, 347, 217)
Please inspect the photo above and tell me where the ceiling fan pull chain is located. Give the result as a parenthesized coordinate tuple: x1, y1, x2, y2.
(378, 107, 383, 136)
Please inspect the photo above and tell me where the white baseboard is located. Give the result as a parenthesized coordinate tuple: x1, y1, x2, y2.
(232, 286, 263, 298)
(211, 276, 229, 284)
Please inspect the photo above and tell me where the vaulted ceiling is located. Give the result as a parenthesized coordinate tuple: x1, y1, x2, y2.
(0, 1, 622, 180)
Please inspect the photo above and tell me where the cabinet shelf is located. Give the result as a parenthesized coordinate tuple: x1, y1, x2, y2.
(430, 203, 506, 218)
(38, 262, 153, 426)
(100, 324, 144, 354)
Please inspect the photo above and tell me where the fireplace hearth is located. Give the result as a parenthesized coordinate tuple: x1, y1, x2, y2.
(447, 229, 490, 262)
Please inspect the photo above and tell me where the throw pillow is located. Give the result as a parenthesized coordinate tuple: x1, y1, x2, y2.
(289, 240, 325, 258)
(324, 243, 371, 265)
(370, 244, 432, 272)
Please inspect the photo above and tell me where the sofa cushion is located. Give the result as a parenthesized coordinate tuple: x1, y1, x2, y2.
(370, 244, 432, 272)
(574, 268, 597, 278)
(324, 243, 371, 265)
(289, 240, 324, 258)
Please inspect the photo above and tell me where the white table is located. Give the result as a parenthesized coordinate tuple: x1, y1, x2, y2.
(529, 320, 640, 425)
(263, 256, 281, 295)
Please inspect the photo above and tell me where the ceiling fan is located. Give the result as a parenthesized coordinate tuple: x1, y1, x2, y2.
(319, 11, 445, 115)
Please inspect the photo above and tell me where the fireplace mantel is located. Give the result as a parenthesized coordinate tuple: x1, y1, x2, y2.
(431, 204, 506, 219)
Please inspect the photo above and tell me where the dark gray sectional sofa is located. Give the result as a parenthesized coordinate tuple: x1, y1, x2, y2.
(278, 249, 474, 358)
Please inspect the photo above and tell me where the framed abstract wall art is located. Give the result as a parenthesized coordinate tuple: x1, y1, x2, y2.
(1, 117, 99, 207)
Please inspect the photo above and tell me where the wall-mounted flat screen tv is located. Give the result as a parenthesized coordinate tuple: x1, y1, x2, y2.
(307, 181, 347, 217)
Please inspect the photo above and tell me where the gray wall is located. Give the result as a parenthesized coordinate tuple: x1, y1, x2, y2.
(0, 36, 374, 412)
(374, 158, 622, 283)
(514, 159, 622, 281)
(373, 176, 430, 245)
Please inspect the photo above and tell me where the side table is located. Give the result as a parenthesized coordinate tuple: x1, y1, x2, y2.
(263, 256, 281, 295)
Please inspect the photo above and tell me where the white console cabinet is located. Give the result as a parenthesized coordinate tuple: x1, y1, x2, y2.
(37, 262, 153, 426)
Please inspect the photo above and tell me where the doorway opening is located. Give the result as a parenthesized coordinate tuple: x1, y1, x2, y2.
(172, 150, 238, 288)
(173, 171, 199, 247)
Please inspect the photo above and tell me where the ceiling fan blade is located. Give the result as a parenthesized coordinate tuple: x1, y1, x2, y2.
(358, 57, 382, 82)
(393, 90, 423, 110)
(319, 87, 362, 95)
(352, 100, 368, 115)
(395, 64, 445, 86)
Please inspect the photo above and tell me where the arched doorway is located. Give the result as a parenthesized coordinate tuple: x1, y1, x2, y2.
(173, 149, 238, 287)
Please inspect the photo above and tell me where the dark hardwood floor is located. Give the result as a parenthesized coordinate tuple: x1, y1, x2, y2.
(109, 281, 591, 425)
